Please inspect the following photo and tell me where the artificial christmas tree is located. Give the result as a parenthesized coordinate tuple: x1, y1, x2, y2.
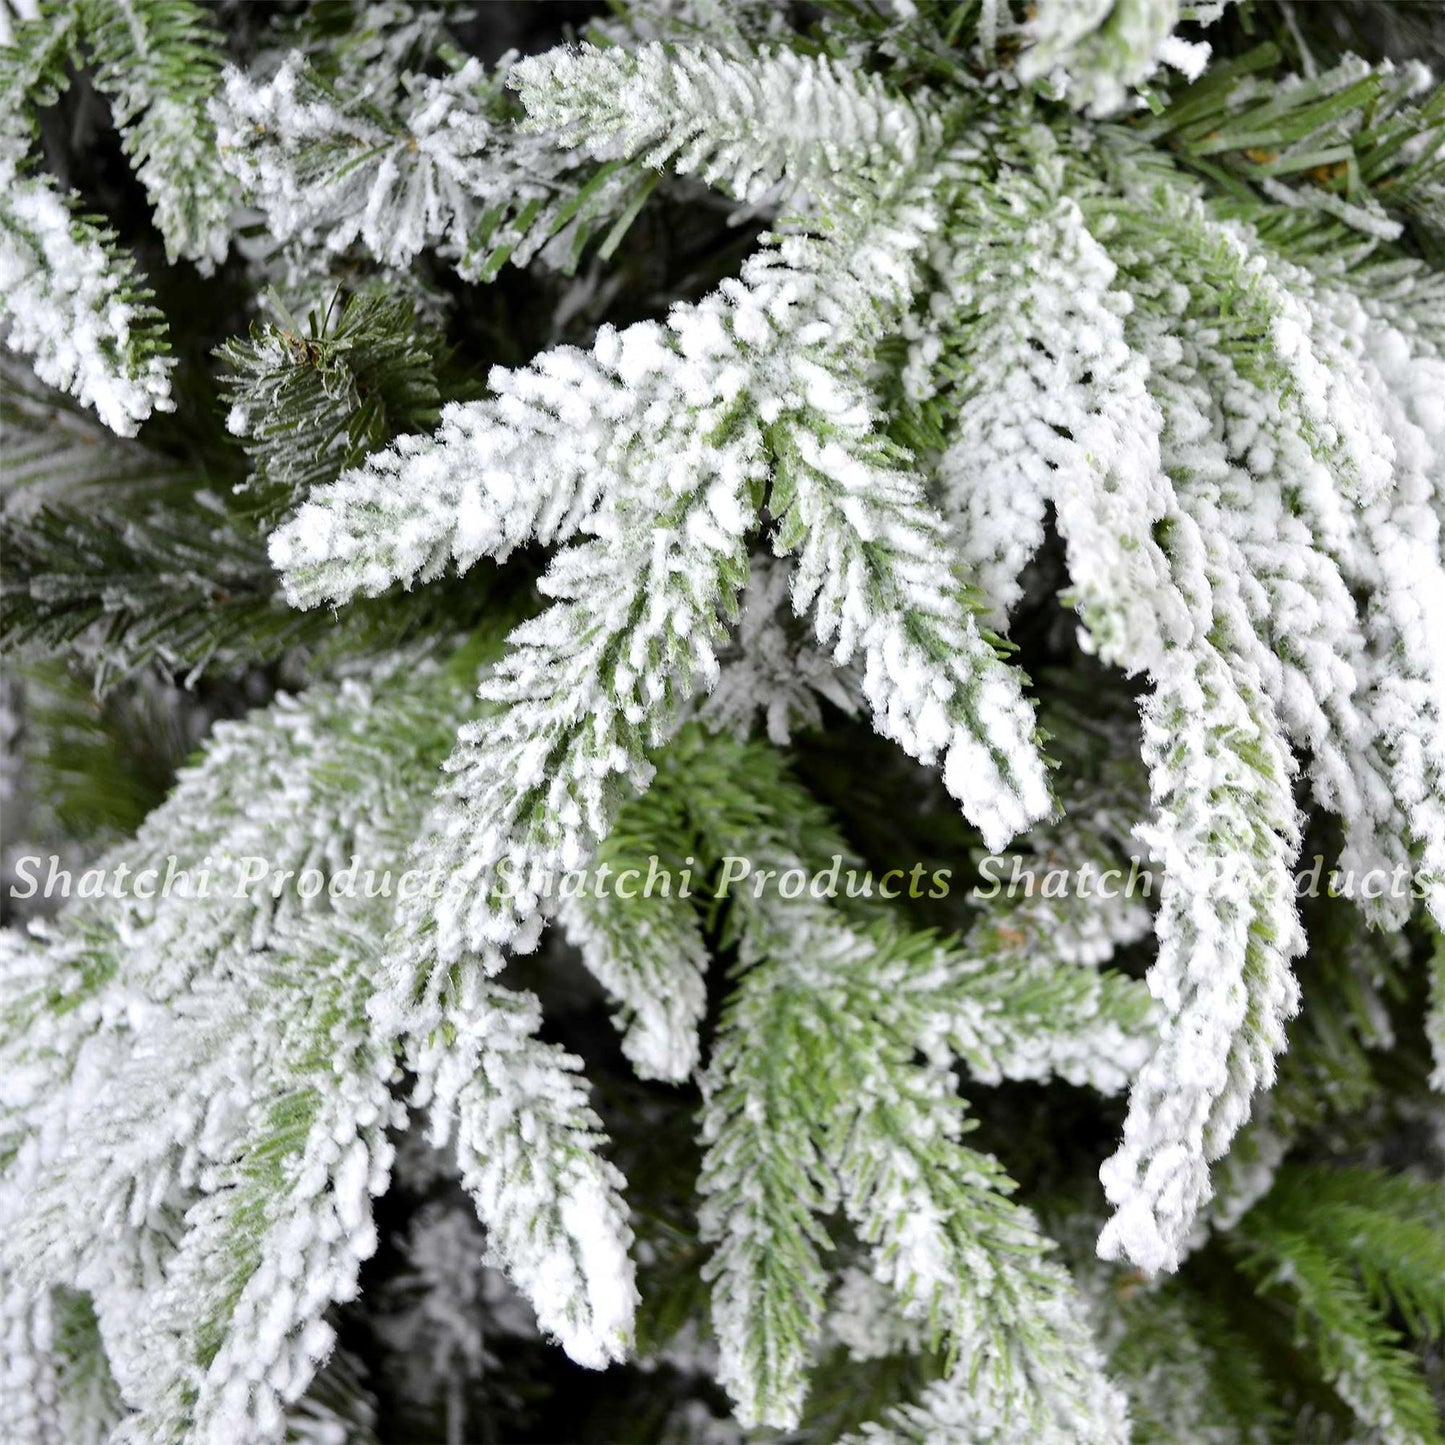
(2, 1, 1444, 1440)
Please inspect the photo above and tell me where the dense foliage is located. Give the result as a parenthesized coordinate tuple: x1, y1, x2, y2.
(2, 1, 1444, 1441)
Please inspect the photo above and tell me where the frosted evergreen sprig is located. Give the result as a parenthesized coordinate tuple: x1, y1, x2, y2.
(666, 729, 1138, 1434)
(0, 176, 175, 437)
(555, 719, 1154, 1093)
(0, 0, 233, 431)
(0, 668, 467, 1296)
(1016, 0, 1217, 118)
(0, 499, 306, 689)
(410, 975, 639, 1371)
(214, 52, 654, 285)
(0, 649, 641, 1439)
(272, 26, 1445, 1280)
(76, 0, 232, 270)
(0, 6, 175, 436)
(1196, 898, 1412, 1238)
(104, 921, 403, 1445)
(1, 296, 478, 691)
(903, 141, 1308, 1273)
(900, 109, 1445, 1271)
(215, 55, 490, 276)
(1229, 1165, 1445, 1445)
(274, 58, 1051, 992)
(509, 40, 938, 206)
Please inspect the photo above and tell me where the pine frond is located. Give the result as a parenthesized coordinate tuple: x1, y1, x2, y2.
(760, 222, 1051, 855)
(552, 779, 710, 1083)
(267, 341, 619, 606)
(1094, 464, 1305, 1277)
(660, 728, 1137, 1432)
(213, 53, 653, 285)
(0, 492, 499, 691)
(906, 141, 1309, 1272)
(1201, 892, 1410, 1233)
(0, 665, 469, 1279)
(264, 11, 1445, 1304)
(0, 664, 466, 1440)
(1232, 1185, 1444, 1445)
(1017, 0, 1216, 118)
(108, 922, 402, 1445)
(2, 296, 484, 689)
(277, 152, 1050, 989)
(1109, 192, 1413, 915)
(410, 977, 639, 1370)
(700, 946, 1128, 1436)
(0, 10, 175, 434)
(0, 921, 124, 1194)
(1, 636, 645, 1436)
(0, 1283, 125, 1445)
(216, 290, 444, 526)
(510, 40, 937, 206)
(9, 2, 1445, 1434)
(77, 0, 232, 270)
(923, 153, 1183, 653)
(0, 172, 174, 436)
(1147, 42, 1445, 248)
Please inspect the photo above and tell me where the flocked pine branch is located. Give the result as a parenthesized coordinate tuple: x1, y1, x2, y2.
(1197, 894, 1410, 1235)
(0, 8, 174, 434)
(404, 975, 639, 1372)
(1229, 1165, 1445, 1445)
(268, 21, 1445, 1284)
(1015, 0, 1219, 118)
(509, 39, 939, 207)
(75, 0, 232, 270)
(0, 647, 638, 1440)
(0, 0, 238, 425)
(213, 52, 656, 285)
(274, 52, 1051, 1005)
(4, 1, 1445, 1438)
(594, 726, 1152, 1431)
(905, 112, 1445, 1273)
